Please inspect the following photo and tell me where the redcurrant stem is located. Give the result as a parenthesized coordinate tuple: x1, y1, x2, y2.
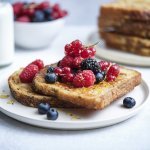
(85, 41, 101, 48)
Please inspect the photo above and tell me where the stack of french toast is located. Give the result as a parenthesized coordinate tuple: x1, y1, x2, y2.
(8, 40, 141, 110)
(99, 0, 150, 56)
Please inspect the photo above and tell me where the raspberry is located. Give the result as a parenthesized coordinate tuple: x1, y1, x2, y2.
(59, 56, 74, 68)
(107, 64, 120, 77)
(54, 67, 62, 75)
(73, 70, 96, 87)
(72, 57, 83, 69)
(106, 75, 116, 82)
(12, 2, 23, 16)
(57, 10, 66, 18)
(16, 16, 31, 22)
(19, 64, 39, 83)
(21, 8, 35, 17)
(62, 10, 68, 17)
(52, 4, 61, 12)
(36, 1, 50, 10)
(81, 58, 100, 73)
(99, 60, 111, 71)
(30, 59, 44, 70)
(62, 67, 71, 74)
(51, 11, 60, 19)
(61, 73, 74, 82)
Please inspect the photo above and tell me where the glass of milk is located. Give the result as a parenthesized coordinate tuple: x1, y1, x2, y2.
(0, 1, 14, 67)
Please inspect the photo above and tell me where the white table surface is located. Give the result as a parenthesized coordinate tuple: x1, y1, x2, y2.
(0, 26, 150, 150)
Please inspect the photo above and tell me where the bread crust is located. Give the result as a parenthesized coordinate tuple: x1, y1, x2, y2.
(8, 69, 81, 108)
(33, 67, 141, 109)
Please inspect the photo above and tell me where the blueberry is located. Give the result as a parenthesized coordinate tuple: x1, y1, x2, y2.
(43, 8, 52, 17)
(47, 66, 54, 73)
(38, 103, 50, 114)
(95, 72, 105, 83)
(101, 71, 106, 77)
(47, 108, 58, 120)
(45, 73, 57, 83)
(123, 97, 136, 108)
(32, 10, 45, 22)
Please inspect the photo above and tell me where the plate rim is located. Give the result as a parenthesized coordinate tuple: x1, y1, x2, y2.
(0, 79, 149, 129)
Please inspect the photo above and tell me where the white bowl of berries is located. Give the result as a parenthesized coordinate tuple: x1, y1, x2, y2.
(13, 1, 68, 49)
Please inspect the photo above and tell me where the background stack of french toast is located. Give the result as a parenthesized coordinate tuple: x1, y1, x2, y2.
(99, 0, 150, 56)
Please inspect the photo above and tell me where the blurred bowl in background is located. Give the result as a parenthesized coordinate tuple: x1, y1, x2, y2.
(14, 17, 65, 49)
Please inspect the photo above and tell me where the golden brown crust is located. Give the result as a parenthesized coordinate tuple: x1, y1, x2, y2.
(8, 69, 81, 108)
(100, 32, 150, 56)
(33, 66, 141, 109)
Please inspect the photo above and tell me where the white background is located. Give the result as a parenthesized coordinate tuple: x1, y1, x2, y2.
(0, 0, 150, 150)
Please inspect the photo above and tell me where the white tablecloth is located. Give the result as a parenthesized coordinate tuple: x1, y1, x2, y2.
(0, 26, 150, 150)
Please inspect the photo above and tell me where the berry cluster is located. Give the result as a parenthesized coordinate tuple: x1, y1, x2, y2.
(19, 59, 44, 83)
(13, 1, 68, 23)
(64, 40, 96, 58)
(45, 39, 120, 88)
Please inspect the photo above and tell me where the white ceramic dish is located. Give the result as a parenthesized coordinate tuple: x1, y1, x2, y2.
(15, 18, 65, 49)
(0, 71, 149, 130)
(88, 31, 150, 67)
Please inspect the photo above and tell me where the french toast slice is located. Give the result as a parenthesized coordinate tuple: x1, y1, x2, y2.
(100, 0, 150, 21)
(8, 69, 80, 108)
(33, 66, 141, 110)
(100, 32, 150, 56)
(99, 18, 150, 38)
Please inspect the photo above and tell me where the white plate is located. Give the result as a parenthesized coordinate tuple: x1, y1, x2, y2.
(87, 31, 150, 67)
(0, 71, 149, 130)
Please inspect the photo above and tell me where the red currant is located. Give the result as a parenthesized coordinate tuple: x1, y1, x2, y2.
(81, 48, 91, 58)
(54, 67, 62, 75)
(107, 64, 120, 77)
(106, 75, 116, 82)
(72, 57, 83, 68)
(62, 67, 71, 74)
(71, 40, 82, 49)
(88, 47, 96, 57)
(99, 60, 111, 71)
(68, 49, 75, 57)
(73, 48, 81, 57)
(65, 44, 72, 56)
